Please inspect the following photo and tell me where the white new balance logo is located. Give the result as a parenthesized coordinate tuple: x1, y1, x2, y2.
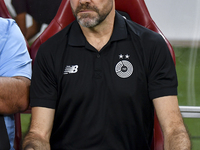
(64, 65, 78, 74)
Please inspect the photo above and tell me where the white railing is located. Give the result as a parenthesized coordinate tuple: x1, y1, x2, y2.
(179, 106, 200, 118)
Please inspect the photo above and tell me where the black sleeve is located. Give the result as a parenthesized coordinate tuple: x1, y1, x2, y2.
(30, 41, 58, 109)
(146, 34, 178, 99)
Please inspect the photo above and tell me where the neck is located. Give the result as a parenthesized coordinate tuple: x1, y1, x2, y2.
(80, 10, 116, 51)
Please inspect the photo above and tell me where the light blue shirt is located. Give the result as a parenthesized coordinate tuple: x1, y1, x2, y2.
(0, 17, 32, 150)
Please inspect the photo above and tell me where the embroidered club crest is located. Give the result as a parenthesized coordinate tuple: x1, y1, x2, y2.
(115, 54, 133, 78)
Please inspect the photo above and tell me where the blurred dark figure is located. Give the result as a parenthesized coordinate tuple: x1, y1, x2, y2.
(11, 0, 62, 41)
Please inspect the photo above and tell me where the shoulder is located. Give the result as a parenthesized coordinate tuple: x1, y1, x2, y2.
(0, 17, 24, 41)
(43, 22, 74, 45)
(35, 22, 74, 64)
(124, 19, 172, 69)
(0, 17, 27, 53)
(125, 19, 164, 44)
(125, 19, 168, 57)
(39, 22, 74, 53)
(0, 17, 16, 38)
(0, 17, 18, 31)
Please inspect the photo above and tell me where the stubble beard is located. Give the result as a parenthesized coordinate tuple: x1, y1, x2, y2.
(72, 3, 113, 28)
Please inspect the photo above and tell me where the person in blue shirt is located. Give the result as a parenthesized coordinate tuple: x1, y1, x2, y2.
(0, 17, 32, 150)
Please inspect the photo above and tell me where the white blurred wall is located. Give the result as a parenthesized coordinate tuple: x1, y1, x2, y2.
(145, 0, 200, 43)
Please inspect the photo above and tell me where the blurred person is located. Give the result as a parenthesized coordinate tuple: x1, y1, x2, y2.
(23, 0, 191, 149)
(11, 0, 62, 41)
(0, 17, 32, 150)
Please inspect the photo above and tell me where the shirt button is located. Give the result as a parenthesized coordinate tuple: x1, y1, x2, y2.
(97, 54, 100, 58)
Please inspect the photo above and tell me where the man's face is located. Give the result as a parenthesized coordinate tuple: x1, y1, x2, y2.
(70, 0, 113, 28)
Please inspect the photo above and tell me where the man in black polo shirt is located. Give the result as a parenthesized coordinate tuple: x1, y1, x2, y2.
(23, 0, 191, 149)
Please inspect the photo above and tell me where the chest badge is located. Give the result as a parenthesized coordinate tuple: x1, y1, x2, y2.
(115, 54, 133, 78)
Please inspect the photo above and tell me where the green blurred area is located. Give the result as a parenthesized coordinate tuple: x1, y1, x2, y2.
(21, 46, 200, 149)
(184, 118, 200, 150)
(21, 114, 31, 139)
(174, 46, 200, 106)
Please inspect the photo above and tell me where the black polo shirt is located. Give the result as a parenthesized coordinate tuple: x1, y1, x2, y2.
(30, 12, 177, 150)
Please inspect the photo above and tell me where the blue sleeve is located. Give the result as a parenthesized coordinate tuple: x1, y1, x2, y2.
(0, 18, 32, 79)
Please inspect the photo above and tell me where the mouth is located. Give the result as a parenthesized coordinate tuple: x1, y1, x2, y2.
(75, 5, 98, 16)
(79, 9, 94, 13)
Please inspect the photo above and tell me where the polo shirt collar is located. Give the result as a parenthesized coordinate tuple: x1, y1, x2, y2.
(68, 11, 127, 46)
(68, 21, 85, 46)
(110, 11, 127, 42)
